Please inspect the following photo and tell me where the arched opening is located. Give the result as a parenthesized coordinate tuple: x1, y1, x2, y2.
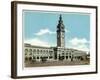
(59, 54, 64, 61)
(29, 57, 32, 61)
(25, 57, 28, 61)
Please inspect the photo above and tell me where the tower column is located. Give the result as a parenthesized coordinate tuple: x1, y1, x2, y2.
(57, 15, 65, 48)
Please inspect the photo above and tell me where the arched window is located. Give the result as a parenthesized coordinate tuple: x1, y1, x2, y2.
(49, 51, 53, 56)
(69, 52, 71, 56)
(66, 56, 68, 59)
(29, 49, 32, 55)
(66, 52, 68, 55)
(40, 50, 42, 54)
(25, 57, 28, 61)
(69, 56, 71, 58)
(25, 49, 28, 52)
(25, 53, 27, 55)
(43, 50, 46, 54)
(25, 49, 28, 55)
(62, 53, 64, 55)
(37, 56, 39, 59)
(29, 49, 32, 52)
(37, 49, 39, 54)
(29, 57, 32, 61)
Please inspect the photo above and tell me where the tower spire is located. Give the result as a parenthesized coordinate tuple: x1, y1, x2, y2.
(60, 14, 62, 20)
(59, 14, 63, 24)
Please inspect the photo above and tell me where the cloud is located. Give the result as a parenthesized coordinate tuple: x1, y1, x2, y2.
(24, 38, 51, 47)
(34, 28, 56, 36)
(68, 37, 89, 51)
(34, 28, 69, 36)
(70, 44, 89, 52)
(69, 37, 89, 46)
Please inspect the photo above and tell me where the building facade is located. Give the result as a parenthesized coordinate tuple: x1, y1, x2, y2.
(24, 44, 54, 62)
(24, 15, 89, 63)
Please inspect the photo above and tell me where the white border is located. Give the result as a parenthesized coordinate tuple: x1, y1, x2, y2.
(17, 3, 96, 76)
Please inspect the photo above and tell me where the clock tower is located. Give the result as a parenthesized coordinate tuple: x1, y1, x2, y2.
(57, 15, 65, 48)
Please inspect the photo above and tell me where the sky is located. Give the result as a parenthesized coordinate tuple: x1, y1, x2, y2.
(23, 10, 90, 51)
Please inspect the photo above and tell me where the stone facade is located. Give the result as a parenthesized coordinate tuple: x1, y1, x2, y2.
(24, 44, 88, 62)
